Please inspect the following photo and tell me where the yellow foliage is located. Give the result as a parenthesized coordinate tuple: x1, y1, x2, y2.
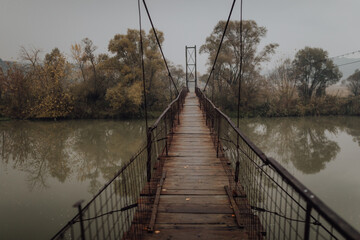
(127, 81, 142, 106)
(105, 82, 126, 110)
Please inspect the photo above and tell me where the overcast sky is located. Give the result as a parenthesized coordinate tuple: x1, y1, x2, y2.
(1, 0, 360, 74)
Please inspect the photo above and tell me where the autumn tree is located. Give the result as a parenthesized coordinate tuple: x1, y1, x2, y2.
(105, 29, 175, 116)
(71, 43, 87, 82)
(346, 69, 360, 96)
(292, 47, 342, 102)
(28, 48, 74, 118)
(200, 20, 278, 110)
(0, 47, 42, 118)
(0, 64, 30, 118)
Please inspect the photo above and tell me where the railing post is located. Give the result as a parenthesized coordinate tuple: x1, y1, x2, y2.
(177, 99, 180, 125)
(304, 202, 312, 240)
(216, 110, 221, 158)
(205, 101, 208, 126)
(235, 160, 240, 183)
(212, 108, 214, 130)
(147, 127, 152, 182)
(170, 105, 174, 130)
(164, 115, 168, 157)
(73, 200, 85, 240)
(199, 93, 202, 110)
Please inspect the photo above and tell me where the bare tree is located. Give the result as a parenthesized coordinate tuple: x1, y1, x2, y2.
(346, 69, 360, 96)
(268, 58, 297, 108)
(82, 38, 98, 92)
(71, 43, 87, 82)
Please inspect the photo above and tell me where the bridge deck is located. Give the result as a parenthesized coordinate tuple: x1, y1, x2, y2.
(143, 93, 248, 239)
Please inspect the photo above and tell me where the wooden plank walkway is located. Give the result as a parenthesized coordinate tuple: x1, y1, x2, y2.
(143, 92, 248, 239)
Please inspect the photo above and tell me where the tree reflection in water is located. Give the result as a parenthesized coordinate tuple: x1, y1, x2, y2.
(237, 116, 360, 174)
(0, 120, 146, 193)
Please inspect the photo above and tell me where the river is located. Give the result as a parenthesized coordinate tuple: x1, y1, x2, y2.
(0, 116, 359, 239)
(236, 116, 360, 232)
(0, 120, 147, 240)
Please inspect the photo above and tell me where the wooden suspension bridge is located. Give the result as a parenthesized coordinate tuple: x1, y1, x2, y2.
(52, 87, 360, 240)
(51, 0, 360, 239)
(139, 92, 252, 239)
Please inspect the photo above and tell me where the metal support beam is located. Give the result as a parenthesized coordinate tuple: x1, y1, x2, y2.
(185, 46, 197, 91)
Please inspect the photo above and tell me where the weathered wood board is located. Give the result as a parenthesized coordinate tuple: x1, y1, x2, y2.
(141, 93, 250, 239)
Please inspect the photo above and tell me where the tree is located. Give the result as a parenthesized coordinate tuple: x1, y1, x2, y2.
(0, 64, 30, 118)
(70, 43, 87, 82)
(268, 58, 297, 110)
(292, 47, 342, 102)
(200, 20, 278, 110)
(346, 69, 360, 96)
(82, 38, 98, 93)
(28, 48, 74, 118)
(105, 29, 173, 115)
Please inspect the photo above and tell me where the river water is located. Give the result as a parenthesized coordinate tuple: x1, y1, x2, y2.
(0, 117, 359, 239)
(0, 120, 147, 240)
(236, 116, 360, 233)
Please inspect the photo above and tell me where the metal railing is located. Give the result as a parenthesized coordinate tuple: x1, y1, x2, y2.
(195, 87, 360, 240)
(51, 87, 188, 240)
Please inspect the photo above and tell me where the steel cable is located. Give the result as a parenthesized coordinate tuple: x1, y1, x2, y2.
(142, 0, 179, 95)
(203, 0, 237, 92)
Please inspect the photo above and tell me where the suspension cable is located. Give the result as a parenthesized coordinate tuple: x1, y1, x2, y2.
(142, 0, 179, 95)
(75, 203, 138, 222)
(251, 206, 322, 226)
(236, 0, 243, 130)
(203, 0, 237, 92)
(138, 0, 148, 130)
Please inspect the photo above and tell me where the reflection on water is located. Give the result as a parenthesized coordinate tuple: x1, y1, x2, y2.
(237, 116, 360, 231)
(0, 120, 146, 240)
(238, 116, 360, 174)
(1, 120, 146, 192)
(1, 117, 360, 238)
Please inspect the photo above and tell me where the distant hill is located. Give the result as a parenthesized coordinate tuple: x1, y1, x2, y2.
(333, 57, 360, 80)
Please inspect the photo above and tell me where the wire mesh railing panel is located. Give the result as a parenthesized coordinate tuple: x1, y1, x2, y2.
(52, 88, 188, 240)
(196, 87, 360, 240)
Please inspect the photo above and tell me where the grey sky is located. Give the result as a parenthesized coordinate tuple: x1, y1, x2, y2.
(1, 0, 360, 74)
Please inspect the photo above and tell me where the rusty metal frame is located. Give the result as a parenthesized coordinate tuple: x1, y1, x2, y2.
(185, 45, 197, 89)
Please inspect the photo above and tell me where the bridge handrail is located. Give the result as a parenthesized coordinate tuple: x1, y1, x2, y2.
(195, 87, 360, 240)
(51, 87, 188, 240)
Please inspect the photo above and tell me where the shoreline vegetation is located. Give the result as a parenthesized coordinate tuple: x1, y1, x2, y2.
(1, 21, 360, 120)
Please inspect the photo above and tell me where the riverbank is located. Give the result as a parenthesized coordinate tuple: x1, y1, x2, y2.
(222, 95, 360, 118)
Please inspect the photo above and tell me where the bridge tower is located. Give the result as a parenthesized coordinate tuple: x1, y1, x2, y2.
(185, 46, 197, 90)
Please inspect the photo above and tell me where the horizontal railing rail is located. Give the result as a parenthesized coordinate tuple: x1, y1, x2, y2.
(195, 87, 360, 240)
(51, 87, 188, 240)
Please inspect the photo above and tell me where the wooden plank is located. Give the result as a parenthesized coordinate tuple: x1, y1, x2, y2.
(225, 185, 244, 229)
(143, 227, 248, 240)
(148, 171, 166, 232)
(158, 203, 233, 214)
(169, 149, 216, 153)
(160, 189, 225, 195)
(167, 153, 218, 157)
(164, 165, 223, 170)
(159, 195, 230, 205)
(164, 162, 220, 166)
(163, 182, 228, 190)
(160, 156, 220, 160)
(156, 213, 236, 225)
(163, 171, 226, 176)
